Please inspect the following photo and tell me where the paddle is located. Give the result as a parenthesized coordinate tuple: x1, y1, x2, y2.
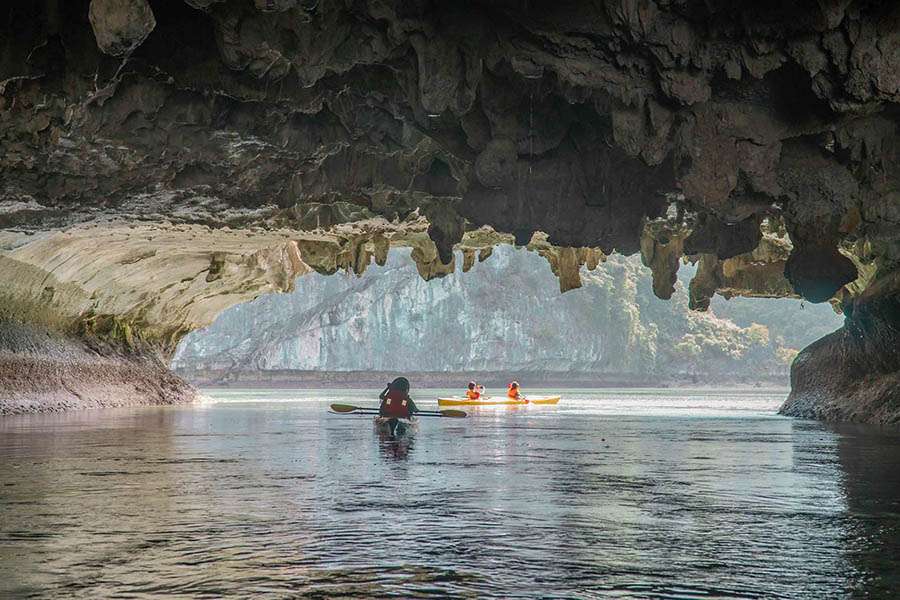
(329, 404, 467, 418)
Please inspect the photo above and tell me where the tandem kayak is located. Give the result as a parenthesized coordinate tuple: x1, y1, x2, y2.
(437, 396, 561, 407)
(373, 416, 418, 436)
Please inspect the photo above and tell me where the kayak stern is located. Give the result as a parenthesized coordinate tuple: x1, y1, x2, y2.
(373, 416, 418, 436)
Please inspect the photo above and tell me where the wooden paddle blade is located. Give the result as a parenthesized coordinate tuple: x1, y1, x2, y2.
(439, 409, 467, 418)
(330, 403, 360, 413)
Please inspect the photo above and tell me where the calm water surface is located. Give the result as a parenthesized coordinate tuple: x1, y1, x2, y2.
(1, 388, 899, 599)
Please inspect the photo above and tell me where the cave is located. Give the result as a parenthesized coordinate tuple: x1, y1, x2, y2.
(2, 0, 900, 423)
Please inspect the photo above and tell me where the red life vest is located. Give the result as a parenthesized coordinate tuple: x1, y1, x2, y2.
(381, 389, 411, 418)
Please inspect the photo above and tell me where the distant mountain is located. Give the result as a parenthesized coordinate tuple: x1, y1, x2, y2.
(173, 246, 843, 380)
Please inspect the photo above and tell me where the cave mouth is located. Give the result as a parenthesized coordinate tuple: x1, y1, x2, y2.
(172, 245, 843, 394)
(2, 0, 900, 425)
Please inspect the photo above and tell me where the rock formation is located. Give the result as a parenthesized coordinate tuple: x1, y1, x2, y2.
(782, 271, 900, 423)
(174, 247, 841, 380)
(1, 0, 899, 420)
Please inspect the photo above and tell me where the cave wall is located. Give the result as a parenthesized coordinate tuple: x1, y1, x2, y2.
(2, 0, 900, 419)
(0, 317, 195, 415)
(781, 272, 900, 423)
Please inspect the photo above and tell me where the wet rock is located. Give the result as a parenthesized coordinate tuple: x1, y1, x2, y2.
(474, 139, 518, 189)
(0, 318, 196, 416)
(253, 0, 297, 12)
(781, 271, 900, 423)
(640, 216, 692, 301)
(784, 237, 858, 303)
(659, 70, 711, 106)
(528, 233, 606, 294)
(88, 0, 156, 56)
(684, 215, 763, 260)
(688, 226, 797, 311)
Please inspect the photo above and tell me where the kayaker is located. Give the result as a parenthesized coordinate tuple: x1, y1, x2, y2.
(507, 381, 523, 401)
(379, 376, 419, 418)
(466, 381, 481, 400)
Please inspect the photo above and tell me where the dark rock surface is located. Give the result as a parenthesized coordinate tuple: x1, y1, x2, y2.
(3, 1, 896, 263)
(782, 272, 900, 423)
(2, 0, 900, 419)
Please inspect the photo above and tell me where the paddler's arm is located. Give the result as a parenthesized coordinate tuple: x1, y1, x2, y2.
(407, 397, 420, 414)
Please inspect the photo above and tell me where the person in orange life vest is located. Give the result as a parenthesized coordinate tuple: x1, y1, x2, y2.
(379, 377, 419, 418)
(466, 381, 481, 400)
(507, 381, 525, 402)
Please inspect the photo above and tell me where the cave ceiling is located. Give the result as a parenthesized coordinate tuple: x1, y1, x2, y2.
(3, 0, 900, 319)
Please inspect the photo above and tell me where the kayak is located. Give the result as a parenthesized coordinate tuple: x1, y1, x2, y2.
(437, 396, 561, 407)
(373, 416, 418, 436)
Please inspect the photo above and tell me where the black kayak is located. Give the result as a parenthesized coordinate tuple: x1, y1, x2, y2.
(373, 416, 418, 437)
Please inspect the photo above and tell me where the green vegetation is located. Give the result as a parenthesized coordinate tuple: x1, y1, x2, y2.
(594, 256, 841, 379)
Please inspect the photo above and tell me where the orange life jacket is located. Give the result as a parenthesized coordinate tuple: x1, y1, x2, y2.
(466, 389, 481, 400)
(381, 389, 411, 418)
(507, 387, 519, 399)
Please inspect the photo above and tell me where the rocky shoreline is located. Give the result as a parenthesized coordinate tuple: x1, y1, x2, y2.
(0, 320, 196, 416)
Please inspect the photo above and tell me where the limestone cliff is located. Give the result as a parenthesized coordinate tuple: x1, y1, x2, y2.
(2, 0, 900, 420)
(174, 247, 841, 379)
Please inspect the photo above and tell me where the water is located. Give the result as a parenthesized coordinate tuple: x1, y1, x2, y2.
(1, 388, 899, 599)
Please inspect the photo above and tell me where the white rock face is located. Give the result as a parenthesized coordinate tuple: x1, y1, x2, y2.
(0, 224, 309, 351)
(175, 247, 843, 376)
(176, 246, 607, 372)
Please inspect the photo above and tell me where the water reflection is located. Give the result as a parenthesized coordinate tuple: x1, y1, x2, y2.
(831, 423, 900, 598)
(0, 408, 184, 597)
(367, 413, 420, 460)
(0, 391, 898, 598)
(377, 428, 415, 461)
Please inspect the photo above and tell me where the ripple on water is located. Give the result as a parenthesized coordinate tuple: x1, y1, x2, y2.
(0, 388, 898, 598)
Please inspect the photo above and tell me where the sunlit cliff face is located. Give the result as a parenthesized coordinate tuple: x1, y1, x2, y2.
(1, 0, 899, 421)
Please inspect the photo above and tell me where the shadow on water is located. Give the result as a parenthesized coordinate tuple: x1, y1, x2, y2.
(831, 423, 900, 598)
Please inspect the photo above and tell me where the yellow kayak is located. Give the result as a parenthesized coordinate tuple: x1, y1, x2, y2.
(437, 396, 561, 407)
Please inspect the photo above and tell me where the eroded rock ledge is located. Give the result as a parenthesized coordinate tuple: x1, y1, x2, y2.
(781, 273, 900, 424)
(2, 0, 900, 420)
